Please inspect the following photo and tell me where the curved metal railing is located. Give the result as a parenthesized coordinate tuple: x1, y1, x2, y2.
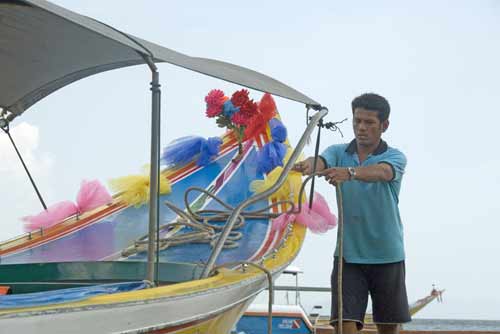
(201, 107, 329, 278)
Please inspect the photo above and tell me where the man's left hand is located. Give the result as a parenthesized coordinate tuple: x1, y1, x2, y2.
(321, 167, 350, 185)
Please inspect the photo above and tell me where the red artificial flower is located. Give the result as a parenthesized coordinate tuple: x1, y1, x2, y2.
(232, 99, 258, 126)
(230, 89, 250, 107)
(205, 89, 225, 117)
(231, 112, 248, 126)
(240, 100, 258, 117)
(206, 106, 222, 117)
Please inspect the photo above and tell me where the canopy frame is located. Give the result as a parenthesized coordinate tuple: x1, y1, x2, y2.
(0, 0, 326, 284)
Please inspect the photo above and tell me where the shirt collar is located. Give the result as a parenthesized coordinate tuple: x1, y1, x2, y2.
(345, 139, 388, 156)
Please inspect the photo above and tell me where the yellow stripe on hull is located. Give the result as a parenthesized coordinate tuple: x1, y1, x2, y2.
(167, 300, 252, 334)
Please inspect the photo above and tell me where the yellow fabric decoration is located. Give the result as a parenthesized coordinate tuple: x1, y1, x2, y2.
(250, 148, 305, 203)
(109, 171, 172, 207)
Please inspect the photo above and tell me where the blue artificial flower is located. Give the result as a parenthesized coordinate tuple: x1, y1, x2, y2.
(222, 100, 240, 118)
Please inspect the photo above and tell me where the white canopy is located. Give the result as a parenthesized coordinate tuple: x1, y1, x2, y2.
(0, 0, 321, 120)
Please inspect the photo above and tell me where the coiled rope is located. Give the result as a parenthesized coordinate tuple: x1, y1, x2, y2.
(122, 172, 324, 258)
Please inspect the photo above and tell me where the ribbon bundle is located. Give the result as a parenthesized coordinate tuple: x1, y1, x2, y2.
(256, 118, 288, 175)
(250, 166, 303, 203)
(272, 192, 337, 234)
(22, 180, 112, 232)
(243, 93, 277, 141)
(108, 169, 171, 208)
(161, 136, 222, 168)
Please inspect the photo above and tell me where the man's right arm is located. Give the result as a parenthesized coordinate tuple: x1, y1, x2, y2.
(292, 156, 327, 175)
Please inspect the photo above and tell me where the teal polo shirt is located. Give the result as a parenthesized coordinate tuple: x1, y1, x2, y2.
(320, 139, 407, 264)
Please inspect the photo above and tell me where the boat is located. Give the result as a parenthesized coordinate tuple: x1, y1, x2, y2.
(0, 1, 329, 333)
(234, 267, 444, 334)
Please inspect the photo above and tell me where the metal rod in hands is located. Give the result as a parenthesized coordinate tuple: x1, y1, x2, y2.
(1, 126, 47, 210)
(336, 183, 344, 334)
(144, 57, 161, 285)
(201, 107, 329, 278)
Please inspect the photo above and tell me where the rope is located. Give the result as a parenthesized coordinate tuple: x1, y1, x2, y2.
(122, 171, 324, 258)
(307, 113, 347, 333)
(121, 187, 295, 257)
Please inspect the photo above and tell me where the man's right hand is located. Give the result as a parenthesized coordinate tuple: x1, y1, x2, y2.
(292, 157, 325, 175)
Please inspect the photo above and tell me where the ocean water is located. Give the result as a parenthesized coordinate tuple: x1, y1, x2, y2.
(404, 319, 500, 331)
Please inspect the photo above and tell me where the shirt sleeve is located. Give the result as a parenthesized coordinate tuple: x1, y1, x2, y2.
(379, 148, 407, 182)
(320, 145, 342, 168)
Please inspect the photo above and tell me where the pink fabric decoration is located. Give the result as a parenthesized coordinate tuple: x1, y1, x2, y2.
(22, 180, 112, 232)
(22, 201, 78, 232)
(271, 192, 337, 234)
(76, 180, 113, 213)
(308, 192, 337, 229)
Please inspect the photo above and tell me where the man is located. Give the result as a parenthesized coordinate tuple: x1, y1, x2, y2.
(294, 93, 410, 334)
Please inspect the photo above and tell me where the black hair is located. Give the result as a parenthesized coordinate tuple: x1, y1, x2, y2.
(351, 93, 390, 122)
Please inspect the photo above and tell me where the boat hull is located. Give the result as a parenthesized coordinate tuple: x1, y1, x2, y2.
(0, 273, 267, 334)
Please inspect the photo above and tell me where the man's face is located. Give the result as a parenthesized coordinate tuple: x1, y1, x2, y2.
(352, 107, 388, 147)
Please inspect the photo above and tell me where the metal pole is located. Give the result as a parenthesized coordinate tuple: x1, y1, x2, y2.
(201, 108, 328, 278)
(295, 273, 299, 305)
(145, 61, 161, 284)
(268, 285, 331, 292)
(210, 261, 274, 334)
(1, 126, 47, 210)
(155, 81, 162, 285)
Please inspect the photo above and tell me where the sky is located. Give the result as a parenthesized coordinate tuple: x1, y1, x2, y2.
(1, 0, 499, 320)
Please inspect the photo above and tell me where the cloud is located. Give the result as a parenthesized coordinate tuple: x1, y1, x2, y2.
(0, 122, 54, 240)
(0, 122, 53, 174)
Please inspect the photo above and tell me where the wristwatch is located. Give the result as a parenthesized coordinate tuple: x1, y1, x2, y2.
(347, 167, 356, 180)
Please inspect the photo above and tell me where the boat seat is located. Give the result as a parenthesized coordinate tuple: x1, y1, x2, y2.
(0, 261, 205, 294)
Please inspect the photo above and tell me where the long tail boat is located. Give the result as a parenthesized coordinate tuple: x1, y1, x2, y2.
(0, 1, 328, 333)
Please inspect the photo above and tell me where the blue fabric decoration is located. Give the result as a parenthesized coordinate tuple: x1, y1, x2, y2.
(161, 136, 222, 168)
(197, 137, 223, 166)
(256, 118, 289, 174)
(257, 141, 288, 175)
(0, 281, 147, 309)
(161, 136, 204, 167)
(222, 100, 240, 117)
(269, 118, 287, 142)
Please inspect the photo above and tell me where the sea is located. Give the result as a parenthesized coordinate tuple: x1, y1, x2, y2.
(404, 319, 500, 331)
